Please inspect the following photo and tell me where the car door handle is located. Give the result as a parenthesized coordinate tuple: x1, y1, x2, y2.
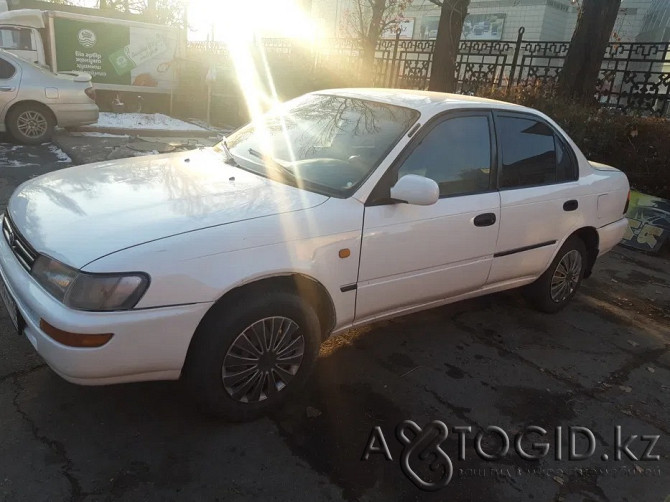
(563, 200, 579, 211)
(0, 87, 15, 92)
(473, 213, 497, 227)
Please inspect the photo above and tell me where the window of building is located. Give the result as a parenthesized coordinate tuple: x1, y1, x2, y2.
(419, 16, 440, 40)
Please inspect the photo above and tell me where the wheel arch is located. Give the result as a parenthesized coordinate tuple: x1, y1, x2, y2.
(184, 273, 336, 373)
(570, 226, 599, 278)
(5, 100, 58, 127)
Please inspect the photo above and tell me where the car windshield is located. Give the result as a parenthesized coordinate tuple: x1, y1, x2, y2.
(217, 93, 420, 197)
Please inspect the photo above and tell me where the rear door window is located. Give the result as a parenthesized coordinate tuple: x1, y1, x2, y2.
(496, 114, 577, 188)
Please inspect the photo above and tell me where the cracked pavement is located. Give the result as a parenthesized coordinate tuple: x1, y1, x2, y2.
(0, 140, 669, 501)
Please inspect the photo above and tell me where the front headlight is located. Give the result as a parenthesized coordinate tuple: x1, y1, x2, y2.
(31, 256, 78, 301)
(32, 256, 149, 311)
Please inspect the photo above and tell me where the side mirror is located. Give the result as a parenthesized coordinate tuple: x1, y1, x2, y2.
(390, 174, 439, 206)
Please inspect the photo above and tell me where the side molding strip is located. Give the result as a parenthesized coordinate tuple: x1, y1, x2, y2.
(494, 240, 557, 258)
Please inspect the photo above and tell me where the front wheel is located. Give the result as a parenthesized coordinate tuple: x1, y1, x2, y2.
(524, 236, 587, 313)
(184, 290, 321, 421)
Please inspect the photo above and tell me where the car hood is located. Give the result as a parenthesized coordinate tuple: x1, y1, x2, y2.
(8, 149, 328, 268)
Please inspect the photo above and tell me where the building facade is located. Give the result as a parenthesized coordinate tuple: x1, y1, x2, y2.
(311, 0, 669, 42)
(637, 0, 670, 41)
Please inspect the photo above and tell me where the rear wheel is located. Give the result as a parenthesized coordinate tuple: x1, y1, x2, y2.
(7, 103, 55, 144)
(524, 236, 587, 313)
(185, 290, 321, 421)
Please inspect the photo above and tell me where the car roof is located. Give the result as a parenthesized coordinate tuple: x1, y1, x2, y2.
(0, 48, 18, 61)
(0, 48, 36, 70)
(315, 87, 532, 116)
(0, 49, 29, 67)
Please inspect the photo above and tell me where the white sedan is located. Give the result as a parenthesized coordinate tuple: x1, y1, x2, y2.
(0, 89, 629, 420)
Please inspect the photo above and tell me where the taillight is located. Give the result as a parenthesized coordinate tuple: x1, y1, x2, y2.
(84, 86, 96, 101)
(623, 190, 630, 214)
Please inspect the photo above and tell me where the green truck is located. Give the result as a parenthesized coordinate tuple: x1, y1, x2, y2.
(0, 8, 183, 95)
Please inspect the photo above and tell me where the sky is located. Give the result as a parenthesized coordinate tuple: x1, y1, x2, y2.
(63, 0, 320, 41)
(187, 0, 319, 41)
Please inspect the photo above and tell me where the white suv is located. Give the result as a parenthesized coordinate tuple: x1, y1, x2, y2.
(0, 89, 629, 420)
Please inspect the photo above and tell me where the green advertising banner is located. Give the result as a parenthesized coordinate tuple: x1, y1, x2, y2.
(53, 16, 178, 90)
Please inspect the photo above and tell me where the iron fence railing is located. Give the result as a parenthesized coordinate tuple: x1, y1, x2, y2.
(187, 28, 670, 116)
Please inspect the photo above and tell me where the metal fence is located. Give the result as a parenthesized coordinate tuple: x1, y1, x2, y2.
(187, 28, 670, 117)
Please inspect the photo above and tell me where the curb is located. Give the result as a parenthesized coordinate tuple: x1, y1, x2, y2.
(68, 126, 218, 138)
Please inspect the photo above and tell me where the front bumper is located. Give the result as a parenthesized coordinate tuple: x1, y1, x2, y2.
(0, 227, 212, 385)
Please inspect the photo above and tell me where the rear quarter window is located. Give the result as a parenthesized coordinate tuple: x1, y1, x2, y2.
(0, 57, 16, 79)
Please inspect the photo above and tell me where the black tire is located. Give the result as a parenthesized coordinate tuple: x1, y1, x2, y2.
(7, 103, 55, 144)
(184, 290, 321, 421)
(524, 236, 587, 313)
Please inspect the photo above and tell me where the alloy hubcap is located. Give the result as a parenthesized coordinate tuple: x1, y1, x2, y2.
(550, 250, 583, 303)
(17, 111, 48, 138)
(222, 316, 304, 403)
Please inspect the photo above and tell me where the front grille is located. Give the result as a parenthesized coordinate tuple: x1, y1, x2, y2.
(3, 215, 37, 272)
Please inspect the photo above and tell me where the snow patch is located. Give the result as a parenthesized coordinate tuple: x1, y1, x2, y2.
(3, 160, 38, 168)
(93, 113, 207, 132)
(132, 150, 160, 157)
(47, 144, 72, 163)
(71, 132, 130, 138)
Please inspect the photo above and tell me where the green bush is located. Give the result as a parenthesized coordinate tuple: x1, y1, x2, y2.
(477, 84, 670, 199)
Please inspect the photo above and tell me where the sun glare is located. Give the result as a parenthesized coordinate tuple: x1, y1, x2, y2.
(188, 0, 321, 41)
(188, 0, 321, 119)
(189, 0, 322, 237)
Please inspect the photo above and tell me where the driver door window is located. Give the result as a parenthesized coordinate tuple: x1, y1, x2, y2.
(398, 115, 493, 197)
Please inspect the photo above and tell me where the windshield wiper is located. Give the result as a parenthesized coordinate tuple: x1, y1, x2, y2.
(247, 148, 296, 180)
(220, 140, 240, 167)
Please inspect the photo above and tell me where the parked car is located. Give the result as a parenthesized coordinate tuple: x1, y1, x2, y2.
(0, 89, 629, 420)
(0, 49, 98, 143)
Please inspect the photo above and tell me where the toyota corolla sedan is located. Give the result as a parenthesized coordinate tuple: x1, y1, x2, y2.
(0, 89, 629, 420)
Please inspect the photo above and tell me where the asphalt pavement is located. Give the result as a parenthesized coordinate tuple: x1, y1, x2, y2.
(0, 139, 668, 501)
(0, 137, 72, 214)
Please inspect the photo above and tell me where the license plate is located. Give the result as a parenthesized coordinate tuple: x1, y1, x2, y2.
(0, 275, 19, 332)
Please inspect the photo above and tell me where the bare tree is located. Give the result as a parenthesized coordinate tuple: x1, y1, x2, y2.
(341, 0, 412, 81)
(99, 0, 186, 26)
(557, 0, 621, 102)
(427, 0, 470, 92)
